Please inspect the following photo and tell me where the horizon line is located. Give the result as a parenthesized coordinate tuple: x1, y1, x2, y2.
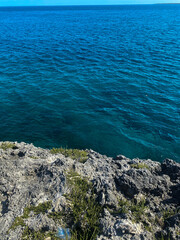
(0, 3, 179, 8)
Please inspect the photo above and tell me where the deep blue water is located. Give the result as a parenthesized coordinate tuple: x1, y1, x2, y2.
(0, 5, 179, 162)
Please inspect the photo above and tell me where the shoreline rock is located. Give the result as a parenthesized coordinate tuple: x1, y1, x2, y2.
(0, 141, 179, 240)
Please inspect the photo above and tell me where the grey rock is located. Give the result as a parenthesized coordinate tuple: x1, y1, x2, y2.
(25, 214, 56, 231)
(0, 141, 179, 240)
(116, 168, 172, 198)
(114, 219, 143, 235)
(161, 158, 180, 181)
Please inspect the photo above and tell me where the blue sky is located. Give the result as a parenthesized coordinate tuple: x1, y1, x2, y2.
(0, 0, 179, 6)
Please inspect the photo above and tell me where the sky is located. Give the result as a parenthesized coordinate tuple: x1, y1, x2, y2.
(0, 0, 179, 6)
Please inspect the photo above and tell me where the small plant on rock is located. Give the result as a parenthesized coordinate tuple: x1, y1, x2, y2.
(0, 142, 16, 151)
(162, 208, 180, 220)
(66, 171, 102, 240)
(130, 198, 147, 222)
(117, 197, 147, 222)
(118, 199, 130, 214)
(156, 232, 171, 240)
(130, 163, 150, 170)
(50, 147, 88, 163)
(21, 227, 59, 240)
(9, 201, 52, 231)
(29, 156, 38, 159)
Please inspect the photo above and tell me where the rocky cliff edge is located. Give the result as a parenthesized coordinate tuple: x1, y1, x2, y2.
(0, 141, 179, 240)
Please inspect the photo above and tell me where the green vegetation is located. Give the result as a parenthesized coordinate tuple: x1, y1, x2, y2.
(155, 207, 180, 230)
(65, 171, 102, 240)
(27, 201, 52, 215)
(117, 200, 179, 235)
(144, 223, 152, 232)
(130, 199, 147, 222)
(22, 227, 59, 240)
(29, 156, 38, 159)
(10, 172, 101, 240)
(9, 201, 59, 240)
(9, 201, 52, 231)
(118, 197, 147, 222)
(47, 171, 102, 240)
(50, 147, 88, 163)
(0, 142, 16, 151)
(162, 208, 180, 220)
(176, 229, 180, 237)
(48, 211, 64, 222)
(118, 199, 130, 214)
(109, 197, 151, 232)
(156, 232, 171, 240)
(9, 217, 26, 231)
(130, 163, 150, 170)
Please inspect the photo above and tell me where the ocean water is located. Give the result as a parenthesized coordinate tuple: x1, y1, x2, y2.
(0, 5, 179, 162)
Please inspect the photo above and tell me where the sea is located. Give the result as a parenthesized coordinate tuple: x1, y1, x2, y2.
(0, 4, 179, 162)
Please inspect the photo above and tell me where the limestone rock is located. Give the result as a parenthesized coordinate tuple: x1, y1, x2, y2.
(0, 141, 179, 240)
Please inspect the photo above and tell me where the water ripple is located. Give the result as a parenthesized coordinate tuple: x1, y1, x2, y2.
(0, 5, 179, 162)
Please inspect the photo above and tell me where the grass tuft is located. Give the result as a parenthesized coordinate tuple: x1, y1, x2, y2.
(48, 211, 64, 222)
(50, 147, 88, 163)
(129, 198, 146, 222)
(49, 171, 102, 240)
(29, 156, 38, 159)
(155, 207, 180, 230)
(0, 142, 16, 151)
(22, 226, 59, 240)
(162, 208, 180, 220)
(9, 217, 26, 231)
(66, 171, 102, 240)
(9, 201, 52, 232)
(118, 197, 147, 222)
(27, 201, 52, 215)
(110, 197, 149, 231)
(130, 163, 150, 170)
(118, 199, 130, 214)
(156, 232, 171, 240)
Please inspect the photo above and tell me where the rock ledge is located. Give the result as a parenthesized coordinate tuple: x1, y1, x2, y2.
(0, 141, 179, 240)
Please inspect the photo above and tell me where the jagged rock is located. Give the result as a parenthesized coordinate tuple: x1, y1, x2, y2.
(114, 219, 143, 235)
(161, 158, 180, 181)
(0, 141, 179, 240)
(116, 168, 172, 198)
(165, 213, 180, 239)
(53, 196, 67, 212)
(25, 214, 56, 231)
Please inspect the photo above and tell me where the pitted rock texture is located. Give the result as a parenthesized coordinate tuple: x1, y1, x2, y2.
(0, 141, 179, 240)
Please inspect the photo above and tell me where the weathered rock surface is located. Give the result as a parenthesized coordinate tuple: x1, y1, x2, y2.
(0, 141, 179, 240)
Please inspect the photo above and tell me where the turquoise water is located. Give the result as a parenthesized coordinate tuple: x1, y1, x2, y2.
(0, 5, 179, 162)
